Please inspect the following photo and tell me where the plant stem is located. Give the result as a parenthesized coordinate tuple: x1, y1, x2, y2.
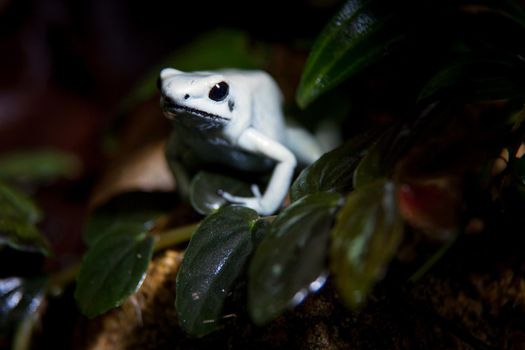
(47, 222, 199, 294)
(12, 314, 38, 350)
(153, 222, 199, 252)
(48, 263, 81, 296)
(409, 236, 456, 283)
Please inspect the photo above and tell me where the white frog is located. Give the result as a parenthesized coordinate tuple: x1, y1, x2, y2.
(159, 68, 324, 216)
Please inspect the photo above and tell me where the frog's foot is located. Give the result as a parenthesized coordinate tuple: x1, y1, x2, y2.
(218, 185, 273, 215)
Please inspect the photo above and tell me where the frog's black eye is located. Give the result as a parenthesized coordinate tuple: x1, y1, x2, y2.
(209, 81, 229, 102)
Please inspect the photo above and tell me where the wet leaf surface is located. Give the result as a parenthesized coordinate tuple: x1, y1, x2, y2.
(75, 232, 155, 318)
(291, 129, 381, 202)
(248, 192, 342, 325)
(296, 0, 404, 107)
(176, 206, 259, 337)
(331, 180, 403, 309)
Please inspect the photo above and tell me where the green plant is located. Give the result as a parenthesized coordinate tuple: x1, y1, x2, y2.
(0, 150, 80, 346)
(75, 0, 525, 339)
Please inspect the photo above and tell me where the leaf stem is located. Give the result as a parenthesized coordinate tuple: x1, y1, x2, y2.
(409, 236, 456, 283)
(12, 314, 38, 350)
(47, 222, 199, 294)
(153, 222, 199, 252)
(48, 263, 81, 296)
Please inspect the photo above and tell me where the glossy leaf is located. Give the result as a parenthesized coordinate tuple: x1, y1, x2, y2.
(0, 150, 80, 185)
(190, 172, 253, 215)
(0, 277, 47, 335)
(121, 29, 267, 111)
(248, 192, 342, 325)
(176, 206, 259, 337)
(296, 0, 404, 107)
(83, 193, 169, 247)
(353, 124, 407, 189)
(291, 128, 381, 202)
(0, 181, 49, 255)
(76, 194, 169, 318)
(75, 232, 155, 318)
(331, 180, 404, 309)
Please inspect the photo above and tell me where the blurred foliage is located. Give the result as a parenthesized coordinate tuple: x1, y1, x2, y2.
(0, 181, 48, 256)
(0, 150, 80, 187)
(0, 277, 47, 336)
(331, 180, 403, 309)
(0, 149, 80, 256)
(0, 149, 80, 346)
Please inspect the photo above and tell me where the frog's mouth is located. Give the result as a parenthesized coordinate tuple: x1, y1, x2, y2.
(162, 98, 229, 122)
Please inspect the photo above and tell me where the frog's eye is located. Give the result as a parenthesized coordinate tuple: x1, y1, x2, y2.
(208, 82, 229, 102)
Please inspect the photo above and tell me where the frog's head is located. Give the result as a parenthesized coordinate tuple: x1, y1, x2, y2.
(159, 68, 235, 125)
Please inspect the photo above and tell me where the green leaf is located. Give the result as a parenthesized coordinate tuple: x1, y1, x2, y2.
(353, 124, 407, 189)
(176, 206, 259, 337)
(418, 56, 525, 103)
(83, 193, 169, 247)
(296, 0, 404, 107)
(291, 128, 381, 202)
(248, 192, 342, 325)
(0, 277, 47, 335)
(121, 29, 267, 111)
(331, 180, 404, 309)
(76, 193, 169, 317)
(75, 232, 155, 318)
(190, 172, 253, 215)
(0, 181, 50, 255)
(0, 150, 80, 185)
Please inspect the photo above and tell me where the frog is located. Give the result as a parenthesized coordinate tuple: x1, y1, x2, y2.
(158, 68, 324, 216)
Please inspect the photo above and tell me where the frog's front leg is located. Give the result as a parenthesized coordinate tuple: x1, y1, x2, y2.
(220, 128, 297, 216)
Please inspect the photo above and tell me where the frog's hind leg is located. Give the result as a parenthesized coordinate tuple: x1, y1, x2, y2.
(284, 125, 324, 165)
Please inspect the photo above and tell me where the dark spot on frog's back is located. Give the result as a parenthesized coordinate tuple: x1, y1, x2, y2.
(228, 99, 235, 112)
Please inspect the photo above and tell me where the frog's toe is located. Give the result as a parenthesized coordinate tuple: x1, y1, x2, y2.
(250, 184, 262, 199)
(219, 190, 236, 203)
